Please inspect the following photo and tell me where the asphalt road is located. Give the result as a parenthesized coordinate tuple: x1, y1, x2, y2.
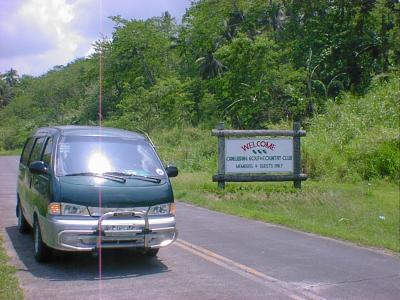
(0, 156, 399, 300)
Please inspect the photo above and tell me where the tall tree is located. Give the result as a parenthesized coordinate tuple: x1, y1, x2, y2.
(1, 68, 19, 87)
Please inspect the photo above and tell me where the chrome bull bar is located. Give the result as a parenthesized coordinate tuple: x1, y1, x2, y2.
(55, 209, 177, 251)
(96, 210, 151, 249)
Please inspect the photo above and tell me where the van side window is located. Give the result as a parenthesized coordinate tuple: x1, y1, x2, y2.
(29, 137, 46, 164)
(21, 138, 34, 165)
(42, 138, 53, 166)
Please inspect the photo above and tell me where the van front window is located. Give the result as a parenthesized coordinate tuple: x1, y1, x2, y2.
(56, 136, 165, 177)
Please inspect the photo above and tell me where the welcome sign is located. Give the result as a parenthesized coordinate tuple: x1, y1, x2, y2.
(212, 123, 307, 189)
(225, 138, 293, 173)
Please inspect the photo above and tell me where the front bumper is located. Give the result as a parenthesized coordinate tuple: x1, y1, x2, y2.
(40, 211, 177, 251)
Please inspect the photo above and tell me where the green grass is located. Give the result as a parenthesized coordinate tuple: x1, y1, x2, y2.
(151, 127, 217, 172)
(172, 172, 400, 252)
(303, 76, 400, 181)
(0, 149, 21, 156)
(0, 234, 23, 300)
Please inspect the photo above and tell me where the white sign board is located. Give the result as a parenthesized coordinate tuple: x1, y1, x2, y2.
(225, 138, 293, 174)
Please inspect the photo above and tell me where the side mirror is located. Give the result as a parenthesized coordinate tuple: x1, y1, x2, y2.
(165, 165, 178, 178)
(29, 161, 49, 175)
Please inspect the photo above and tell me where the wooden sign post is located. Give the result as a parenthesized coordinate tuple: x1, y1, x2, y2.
(212, 122, 307, 189)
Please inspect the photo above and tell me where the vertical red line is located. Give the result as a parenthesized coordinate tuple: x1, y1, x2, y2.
(98, 0, 104, 299)
(98, 54, 103, 127)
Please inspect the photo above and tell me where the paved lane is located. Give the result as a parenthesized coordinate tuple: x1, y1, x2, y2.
(0, 156, 399, 300)
(177, 203, 400, 299)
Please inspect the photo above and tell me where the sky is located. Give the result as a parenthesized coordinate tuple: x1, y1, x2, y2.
(0, 0, 192, 76)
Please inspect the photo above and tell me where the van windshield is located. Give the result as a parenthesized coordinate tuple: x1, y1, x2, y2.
(56, 136, 165, 177)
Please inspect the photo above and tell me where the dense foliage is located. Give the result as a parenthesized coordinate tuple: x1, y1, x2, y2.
(149, 76, 400, 181)
(303, 76, 400, 181)
(0, 0, 399, 181)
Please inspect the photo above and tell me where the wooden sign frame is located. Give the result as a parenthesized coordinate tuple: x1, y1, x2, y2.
(212, 122, 307, 189)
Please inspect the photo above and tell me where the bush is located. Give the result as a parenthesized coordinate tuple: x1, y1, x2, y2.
(303, 75, 400, 181)
(355, 140, 400, 180)
(151, 127, 217, 172)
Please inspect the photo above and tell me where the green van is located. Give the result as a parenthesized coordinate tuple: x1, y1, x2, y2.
(17, 126, 178, 262)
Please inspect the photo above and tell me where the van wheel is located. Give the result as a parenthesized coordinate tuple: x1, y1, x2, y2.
(33, 218, 51, 262)
(17, 202, 30, 234)
(141, 248, 159, 257)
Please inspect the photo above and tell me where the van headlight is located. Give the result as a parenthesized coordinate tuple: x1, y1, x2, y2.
(148, 203, 174, 216)
(62, 203, 90, 216)
(48, 202, 90, 216)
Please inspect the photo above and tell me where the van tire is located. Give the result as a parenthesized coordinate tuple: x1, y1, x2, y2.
(33, 218, 51, 262)
(17, 201, 30, 234)
(142, 248, 159, 257)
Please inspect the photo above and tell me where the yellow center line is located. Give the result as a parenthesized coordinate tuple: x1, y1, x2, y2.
(175, 239, 326, 300)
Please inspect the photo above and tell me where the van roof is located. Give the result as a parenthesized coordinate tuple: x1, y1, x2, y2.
(34, 126, 146, 139)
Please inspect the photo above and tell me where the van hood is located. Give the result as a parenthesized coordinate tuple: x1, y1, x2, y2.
(59, 176, 173, 207)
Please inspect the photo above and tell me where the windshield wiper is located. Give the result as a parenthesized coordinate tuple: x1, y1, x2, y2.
(103, 172, 162, 183)
(64, 172, 126, 183)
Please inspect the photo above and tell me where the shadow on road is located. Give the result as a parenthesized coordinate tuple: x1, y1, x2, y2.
(6, 225, 170, 282)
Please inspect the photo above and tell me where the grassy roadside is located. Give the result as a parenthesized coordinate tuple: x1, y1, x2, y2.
(171, 172, 400, 253)
(0, 234, 23, 300)
(0, 149, 21, 156)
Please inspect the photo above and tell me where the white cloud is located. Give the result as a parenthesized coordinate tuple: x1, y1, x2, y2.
(0, 0, 92, 75)
(0, 0, 191, 76)
(19, 0, 74, 25)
